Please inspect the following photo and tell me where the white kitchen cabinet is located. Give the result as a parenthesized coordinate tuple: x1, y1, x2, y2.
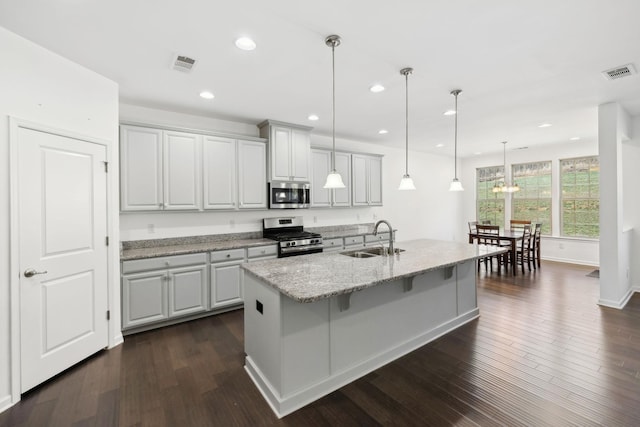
(120, 125, 163, 211)
(168, 264, 208, 317)
(122, 253, 208, 330)
(238, 139, 267, 209)
(343, 235, 365, 249)
(120, 125, 201, 211)
(310, 149, 352, 207)
(322, 237, 344, 253)
(364, 233, 391, 247)
(247, 244, 278, 261)
(163, 130, 201, 210)
(310, 149, 332, 207)
(122, 270, 167, 329)
(202, 136, 237, 209)
(210, 249, 246, 309)
(259, 120, 312, 182)
(352, 154, 383, 206)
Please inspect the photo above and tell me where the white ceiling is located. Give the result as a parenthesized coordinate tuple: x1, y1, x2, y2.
(2, 0, 640, 157)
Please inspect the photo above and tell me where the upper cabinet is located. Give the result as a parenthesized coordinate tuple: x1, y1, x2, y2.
(202, 136, 237, 210)
(120, 124, 267, 212)
(237, 139, 267, 209)
(352, 154, 383, 206)
(258, 120, 312, 182)
(120, 125, 200, 211)
(310, 148, 352, 207)
(163, 130, 201, 210)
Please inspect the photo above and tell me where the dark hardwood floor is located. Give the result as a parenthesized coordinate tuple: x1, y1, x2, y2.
(3, 261, 640, 426)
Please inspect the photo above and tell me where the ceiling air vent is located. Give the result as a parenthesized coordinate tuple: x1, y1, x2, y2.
(602, 64, 636, 81)
(171, 54, 197, 72)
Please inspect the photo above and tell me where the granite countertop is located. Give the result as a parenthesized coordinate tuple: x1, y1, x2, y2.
(242, 239, 507, 303)
(120, 223, 382, 261)
(121, 238, 276, 261)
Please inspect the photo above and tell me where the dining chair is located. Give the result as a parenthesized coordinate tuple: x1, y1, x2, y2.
(468, 221, 478, 234)
(476, 224, 507, 273)
(514, 224, 533, 274)
(510, 219, 531, 231)
(532, 223, 542, 269)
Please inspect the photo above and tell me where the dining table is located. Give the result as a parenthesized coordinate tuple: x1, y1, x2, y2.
(468, 229, 524, 275)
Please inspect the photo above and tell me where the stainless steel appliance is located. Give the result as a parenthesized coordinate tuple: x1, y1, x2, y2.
(263, 216, 323, 257)
(268, 181, 310, 209)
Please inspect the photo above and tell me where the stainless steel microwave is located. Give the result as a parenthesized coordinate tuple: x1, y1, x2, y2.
(269, 181, 310, 209)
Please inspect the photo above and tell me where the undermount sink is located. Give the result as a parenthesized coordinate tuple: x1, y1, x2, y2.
(340, 247, 405, 258)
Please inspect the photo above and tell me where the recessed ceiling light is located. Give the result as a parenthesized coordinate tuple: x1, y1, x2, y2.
(443, 110, 456, 116)
(570, 136, 581, 141)
(378, 129, 388, 134)
(538, 123, 552, 128)
(474, 152, 482, 155)
(308, 114, 319, 121)
(370, 84, 385, 93)
(235, 37, 256, 51)
(199, 91, 215, 100)
(436, 143, 444, 148)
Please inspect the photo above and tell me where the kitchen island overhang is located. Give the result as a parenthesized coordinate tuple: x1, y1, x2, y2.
(241, 239, 506, 418)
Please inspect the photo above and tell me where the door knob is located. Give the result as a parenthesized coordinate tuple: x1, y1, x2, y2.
(24, 268, 48, 278)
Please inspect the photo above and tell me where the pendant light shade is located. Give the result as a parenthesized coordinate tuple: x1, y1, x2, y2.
(492, 141, 520, 193)
(449, 89, 464, 192)
(398, 67, 416, 190)
(323, 35, 346, 189)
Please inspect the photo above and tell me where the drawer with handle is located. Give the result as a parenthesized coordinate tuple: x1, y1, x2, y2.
(210, 248, 245, 263)
(247, 245, 278, 259)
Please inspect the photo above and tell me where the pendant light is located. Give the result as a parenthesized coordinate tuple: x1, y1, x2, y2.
(449, 89, 464, 191)
(492, 141, 520, 193)
(323, 35, 346, 189)
(398, 67, 416, 190)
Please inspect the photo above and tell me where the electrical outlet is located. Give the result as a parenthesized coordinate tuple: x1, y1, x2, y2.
(373, 213, 378, 221)
(357, 214, 361, 221)
(230, 219, 235, 228)
(147, 224, 155, 234)
(313, 216, 318, 223)
(559, 243, 564, 249)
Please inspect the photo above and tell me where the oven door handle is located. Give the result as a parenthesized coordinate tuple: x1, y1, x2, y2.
(280, 245, 324, 255)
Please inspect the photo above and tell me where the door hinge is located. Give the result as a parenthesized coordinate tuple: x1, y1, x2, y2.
(106, 236, 109, 246)
(103, 161, 108, 173)
(106, 310, 110, 320)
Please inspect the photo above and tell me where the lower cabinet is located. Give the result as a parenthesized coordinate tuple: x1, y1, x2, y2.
(210, 248, 245, 309)
(122, 253, 208, 330)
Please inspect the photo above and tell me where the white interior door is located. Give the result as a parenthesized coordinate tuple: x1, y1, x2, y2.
(17, 126, 109, 393)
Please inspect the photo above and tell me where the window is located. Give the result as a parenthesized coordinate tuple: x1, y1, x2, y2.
(560, 156, 599, 238)
(511, 161, 552, 235)
(476, 166, 505, 229)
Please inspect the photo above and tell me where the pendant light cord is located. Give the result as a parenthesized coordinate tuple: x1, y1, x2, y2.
(454, 93, 458, 180)
(331, 42, 336, 172)
(405, 72, 409, 175)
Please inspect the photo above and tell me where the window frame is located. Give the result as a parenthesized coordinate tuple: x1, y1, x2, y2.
(476, 165, 505, 229)
(510, 160, 553, 235)
(559, 155, 599, 238)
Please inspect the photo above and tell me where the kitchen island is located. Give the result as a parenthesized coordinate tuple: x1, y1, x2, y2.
(241, 239, 506, 418)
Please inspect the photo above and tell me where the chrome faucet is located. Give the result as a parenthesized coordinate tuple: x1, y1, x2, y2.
(373, 220, 394, 255)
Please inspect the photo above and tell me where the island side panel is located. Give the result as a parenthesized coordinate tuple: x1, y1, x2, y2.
(244, 273, 282, 393)
(456, 260, 477, 315)
(329, 268, 457, 374)
(281, 296, 330, 397)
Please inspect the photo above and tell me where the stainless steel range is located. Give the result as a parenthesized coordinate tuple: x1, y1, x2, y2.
(263, 217, 323, 257)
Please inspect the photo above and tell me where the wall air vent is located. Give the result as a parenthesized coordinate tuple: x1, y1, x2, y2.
(171, 54, 197, 72)
(602, 63, 636, 81)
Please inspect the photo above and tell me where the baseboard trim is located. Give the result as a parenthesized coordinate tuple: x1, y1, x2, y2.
(541, 256, 599, 267)
(0, 395, 15, 415)
(598, 288, 636, 309)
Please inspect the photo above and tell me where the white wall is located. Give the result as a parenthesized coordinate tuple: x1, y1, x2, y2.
(119, 104, 461, 244)
(458, 138, 600, 265)
(0, 26, 119, 411)
(623, 116, 640, 291)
